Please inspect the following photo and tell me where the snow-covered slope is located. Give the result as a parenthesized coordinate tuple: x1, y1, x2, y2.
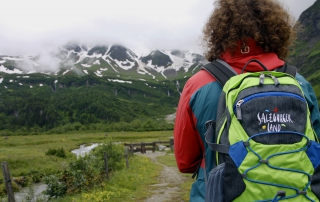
(0, 43, 207, 80)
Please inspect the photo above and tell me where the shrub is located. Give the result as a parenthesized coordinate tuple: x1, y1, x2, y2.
(44, 175, 67, 198)
(44, 140, 125, 198)
(92, 141, 125, 172)
(28, 169, 44, 183)
(45, 147, 67, 158)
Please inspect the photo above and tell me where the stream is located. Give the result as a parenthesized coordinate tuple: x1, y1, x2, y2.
(71, 143, 99, 157)
(14, 183, 48, 202)
(13, 144, 99, 202)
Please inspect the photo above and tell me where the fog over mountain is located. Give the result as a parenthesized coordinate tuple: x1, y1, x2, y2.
(0, 0, 315, 56)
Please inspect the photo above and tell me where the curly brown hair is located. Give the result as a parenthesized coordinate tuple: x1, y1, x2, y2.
(202, 0, 296, 61)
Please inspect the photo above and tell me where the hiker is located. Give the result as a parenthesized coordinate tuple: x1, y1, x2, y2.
(174, 0, 320, 201)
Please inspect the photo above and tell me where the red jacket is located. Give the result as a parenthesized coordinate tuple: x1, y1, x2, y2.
(174, 39, 284, 173)
(173, 39, 320, 201)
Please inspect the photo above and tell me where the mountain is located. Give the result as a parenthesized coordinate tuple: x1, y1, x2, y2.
(0, 44, 205, 134)
(0, 44, 206, 81)
(289, 0, 320, 103)
(1, 0, 320, 134)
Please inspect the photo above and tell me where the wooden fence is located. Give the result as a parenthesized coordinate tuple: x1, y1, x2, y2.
(124, 138, 174, 154)
(1, 162, 15, 202)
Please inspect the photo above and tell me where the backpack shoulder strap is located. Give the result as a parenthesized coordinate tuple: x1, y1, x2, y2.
(201, 59, 237, 86)
(275, 63, 297, 77)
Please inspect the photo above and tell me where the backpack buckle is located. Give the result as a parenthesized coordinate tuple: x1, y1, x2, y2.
(243, 141, 250, 147)
(297, 190, 307, 195)
(259, 159, 269, 164)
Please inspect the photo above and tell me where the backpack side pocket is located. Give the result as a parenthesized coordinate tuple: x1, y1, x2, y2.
(205, 163, 225, 202)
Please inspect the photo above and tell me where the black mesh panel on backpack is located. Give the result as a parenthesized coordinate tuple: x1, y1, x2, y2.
(206, 163, 225, 202)
(223, 155, 246, 202)
(217, 105, 246, 201)
(311, 165, 320, 199)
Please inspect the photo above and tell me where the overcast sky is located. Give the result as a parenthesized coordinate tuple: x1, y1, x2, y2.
(0, 0, 316, 56)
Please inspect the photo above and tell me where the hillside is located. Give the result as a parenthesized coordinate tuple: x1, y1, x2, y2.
(290, 0, 320, 103)
(0, 72, 190, 135)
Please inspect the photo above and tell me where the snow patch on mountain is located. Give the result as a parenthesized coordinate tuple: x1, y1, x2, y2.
(0, 65, 23, 74)
(93, 60, 100, 65)
(105, 58, 119, 73)
(0, 44, 206, 80)
(113, 59, 135, 70)
(94, 71, 103, 77)
(81, 64, 91, 67)
(108, 79, 132, 84)
(63, 70, 70, 75)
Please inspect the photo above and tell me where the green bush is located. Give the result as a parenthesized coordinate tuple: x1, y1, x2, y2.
(27, 169, 44, 183)
(44, 140, 125, 199)
(44, 175, 67, 198)
(92, 141, 125, 173)
(45, 147, 67, 158)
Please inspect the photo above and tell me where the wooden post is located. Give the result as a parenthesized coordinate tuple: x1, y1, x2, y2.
(152, 142, 156, 153)
(1, 162, 15, 202)
(104, 152, 108, 179)
(141, 142, 146, 154)
(130, 144, 134, 156)
(170, 138, 174, 151)
(124, 148, 129, 169)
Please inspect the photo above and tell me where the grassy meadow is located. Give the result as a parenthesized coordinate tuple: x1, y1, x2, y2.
(0, 131, 194, 201)
(0, 131, 173, 178)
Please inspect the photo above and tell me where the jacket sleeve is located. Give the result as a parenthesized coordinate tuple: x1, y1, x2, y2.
(305, 81, 320, 137)
(174, 80, 203, 173)
(296, 74, 320, 137)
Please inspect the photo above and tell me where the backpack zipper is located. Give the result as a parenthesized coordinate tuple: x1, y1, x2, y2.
(229, 73, 292, 94)
(235, 92, 305, 120)
(267, 74, 279, 86)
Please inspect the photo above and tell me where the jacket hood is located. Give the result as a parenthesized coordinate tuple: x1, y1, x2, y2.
(220, 39, 285, 74)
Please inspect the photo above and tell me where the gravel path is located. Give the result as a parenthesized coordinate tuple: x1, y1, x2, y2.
(137, 151, 190, 202)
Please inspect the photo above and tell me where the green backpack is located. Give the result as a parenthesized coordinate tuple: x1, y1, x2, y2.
(203, 59, 320, 202)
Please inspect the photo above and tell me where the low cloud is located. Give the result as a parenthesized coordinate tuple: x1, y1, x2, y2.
(14, 48, 62, 72)
(0, 0, 315, 57)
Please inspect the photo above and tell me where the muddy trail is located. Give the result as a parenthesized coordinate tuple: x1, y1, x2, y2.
(137, 151, 191, 202)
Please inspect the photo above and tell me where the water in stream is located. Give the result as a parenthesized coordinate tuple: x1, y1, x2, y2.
(14, 183, 47, 202)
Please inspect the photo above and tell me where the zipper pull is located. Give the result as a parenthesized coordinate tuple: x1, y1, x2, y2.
(259, 73, 265, 85)
(236, 99, 244, 120)
(268, 74, 279, 86)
